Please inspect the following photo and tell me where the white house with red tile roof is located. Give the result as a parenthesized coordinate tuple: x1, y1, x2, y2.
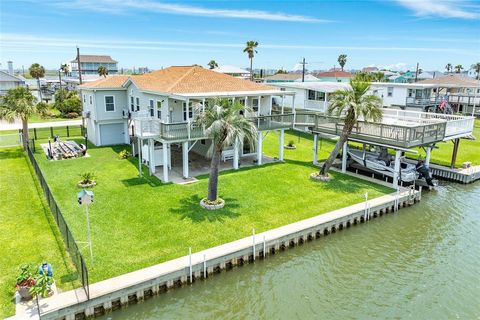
(79, 66, 295, 182)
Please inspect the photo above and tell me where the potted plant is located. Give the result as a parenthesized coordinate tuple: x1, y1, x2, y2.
(284, 140, 296, 150)
(15, 264, 36, 300)
(118, 149, 132, 159)
(78, 172, 96, 187)
(29, 272, 54, 299)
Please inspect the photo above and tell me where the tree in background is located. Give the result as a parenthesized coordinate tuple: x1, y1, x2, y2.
(455, 65, 463, 73)
(60, 63, 69, 76)
(471, 63, 480, 80)
(337, 54, 347, 71)
(0, 87, 47, 150)
(243, 40, 259, 81)
(28, 63, 45, 101)
(54, 89, 82, 118)
(97, 65, 108, 78)
(276, 69, 288, 74)
(208, 60, 218, 69)
(313, 76, 382, 180)
(445, 63, 452, 73)
(193, 99, 257, 207)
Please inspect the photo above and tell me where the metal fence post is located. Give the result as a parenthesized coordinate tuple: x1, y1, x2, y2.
(67, 126, 70, 137)
(50, 126, 54, 138)
(34, 128, 37, 140)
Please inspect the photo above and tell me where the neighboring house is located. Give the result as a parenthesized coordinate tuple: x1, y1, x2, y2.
(362, 66, 378, 73)
(388, 75, 409, 83)
(0, 70, 25, 95)
(314, 70, 353, 83)
(79, 65, 295, 182)
(263, 73, 318, 83)
(416, 72, 434, 80)
(70, 55, 118, 76)
(212, 65, 250, 79)
(467, 67, 479, 79)
(270, 82, 351, 113)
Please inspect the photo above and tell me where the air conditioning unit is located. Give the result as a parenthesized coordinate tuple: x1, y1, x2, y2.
(122, 109, 130, 119)
(82, 111, 91, 118)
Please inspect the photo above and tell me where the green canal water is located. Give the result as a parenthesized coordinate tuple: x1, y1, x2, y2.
(100, 183, 480, 319)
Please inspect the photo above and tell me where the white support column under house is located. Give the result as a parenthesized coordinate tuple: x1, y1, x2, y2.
(257, 132, 263, 165)
(392, 150, 401, 187)
(138, 138, 142, 177)
(342, 142, 348, 173)
(425, 145, 432, 166)
(279, 129, 285, 161)
(182, 141, 189, 179)
(148, 138, 155, 176)
(163, 142, 169, 183)
(233, 137, 239, 170)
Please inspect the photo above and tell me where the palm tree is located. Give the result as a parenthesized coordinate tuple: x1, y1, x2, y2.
(445, 63, 452, 73)
(28, 63, 45, 101)
(315, 78, 383, 179)
(243, 40, 259, 81)
(374, 71, 384, 82)
(0, 87, 47, 150)
(471, 62, 480, 80)
(208, 60, 218, 69)
(97, 65, 108, 78)
(337, 54, 347, 71)
(455, 64, 463, 73)
(194, 98, 257, 206)
(60, 63, 69, 76)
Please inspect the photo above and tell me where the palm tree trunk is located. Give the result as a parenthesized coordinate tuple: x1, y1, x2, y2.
(250, 58, 253, 81)
(36, 78, 43, 101)
(207, 147, 222, 201)
(21, 118, 29, 151)
(319, 120, 354, 176)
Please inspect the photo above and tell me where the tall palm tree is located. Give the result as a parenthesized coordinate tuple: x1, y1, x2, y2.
(97, 65, 108, 78)
(208, 60, 218, 69)
(0, 87, 47, 150)
(471, 62, 480, 80)
(337, 54, 347, 71)
(28, 63, 45, 101)
(243, 41, 258, 81)
(315, 78, 383, 179)
(455, 64, 463, 73)
(194, 98, 257, 206)
(60, 63, 69, 76)
(445, 63, 452, 73)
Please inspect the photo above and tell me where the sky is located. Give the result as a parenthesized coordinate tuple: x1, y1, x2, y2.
(0, 0, 479, 72)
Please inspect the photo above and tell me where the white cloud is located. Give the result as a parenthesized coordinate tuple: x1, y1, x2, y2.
(395, 0, 480, 19)
(50, 0, 326, 22)
(381, 63, 412, 72)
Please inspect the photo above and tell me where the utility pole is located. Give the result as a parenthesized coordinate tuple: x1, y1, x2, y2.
(414, 62, 419, 82)
(77, 46, 83, 85)
(58, 68, 63, 103)
(300, 57, 307, 82)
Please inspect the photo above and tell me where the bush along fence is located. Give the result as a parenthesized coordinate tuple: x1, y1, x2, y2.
(26, 144, 90, 300)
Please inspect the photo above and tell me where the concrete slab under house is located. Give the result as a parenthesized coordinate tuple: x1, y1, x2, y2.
(79, 65, 297, 183)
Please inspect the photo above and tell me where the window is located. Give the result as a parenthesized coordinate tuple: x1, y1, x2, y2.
(156, 101, 162, 119)
(252, 98, 259, 112)
(408, 89, 414, 97)
(130, 96, 134, 111)
(83, 94, 86, 103)
(308, 90, 325, 101)
(89, 95, 93, 104)
(149, 99, 154, 117)
(183, 102, 193, 121)
(387, 87, 394, 97)
(105, 96, 115, 111)
(136, 97, 140, 111)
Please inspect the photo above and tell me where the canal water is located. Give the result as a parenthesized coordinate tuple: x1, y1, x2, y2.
(100, 182, 480, 319)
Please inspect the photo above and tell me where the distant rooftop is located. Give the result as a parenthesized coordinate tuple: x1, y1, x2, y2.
(417, 74, 480, 87)
(70, 55, 118, 63)
(212, 65, 249, 75)
(272, 81, 351, 93)
(315, 70, 353, 78)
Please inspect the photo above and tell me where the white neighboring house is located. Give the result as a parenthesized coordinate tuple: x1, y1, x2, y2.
(0, 70, 25, 95)
(79, 65, 296, 182)
(467, 66, 479, 79)
(369, 82, 438, 109)
(212, 65, 250, 79)
(270, 82, 351, 113)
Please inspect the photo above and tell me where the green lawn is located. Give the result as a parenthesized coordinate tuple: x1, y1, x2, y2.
(407, 119, 480, 167)
(32, 130, 392, 283)
(0, 148, 78, 319)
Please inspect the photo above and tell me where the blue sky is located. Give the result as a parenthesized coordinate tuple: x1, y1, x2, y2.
(1, 0, 479, 71)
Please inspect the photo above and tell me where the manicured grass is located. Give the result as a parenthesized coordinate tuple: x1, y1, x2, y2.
(33, 131, 392, 284)
(407, 119, 480, 167)
(0, 148, 78, 319)
(28, 109, 81, 123)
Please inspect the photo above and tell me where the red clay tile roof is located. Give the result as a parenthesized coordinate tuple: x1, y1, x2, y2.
(79, 75, 129, 89)
(81, 66, 278, 94)
(417, 74, 479, 87)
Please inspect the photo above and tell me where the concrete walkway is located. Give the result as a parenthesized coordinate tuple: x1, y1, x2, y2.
(0, 119, 82, 131)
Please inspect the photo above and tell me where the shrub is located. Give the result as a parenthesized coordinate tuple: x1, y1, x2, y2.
(16, 264, 35, 287)
(79, 172, 96, 184)
(287, 140, 295, 147)
(65, 112, 79, 119)
(55, 89, 82, 116)
(29, 272, 53, 298)
(118, 149, 132, 159)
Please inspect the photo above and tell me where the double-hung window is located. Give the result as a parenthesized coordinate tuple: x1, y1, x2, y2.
(156, 101, 162, 119)
(136, 97, 140, 111)
(149, 99, 154, 117)
(105, 96, 115, 112)
(387, 87, 394, 97)
(130, 96, 134, 111)
(252, 98, 259, 112)
(183, 102, 193, 121)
